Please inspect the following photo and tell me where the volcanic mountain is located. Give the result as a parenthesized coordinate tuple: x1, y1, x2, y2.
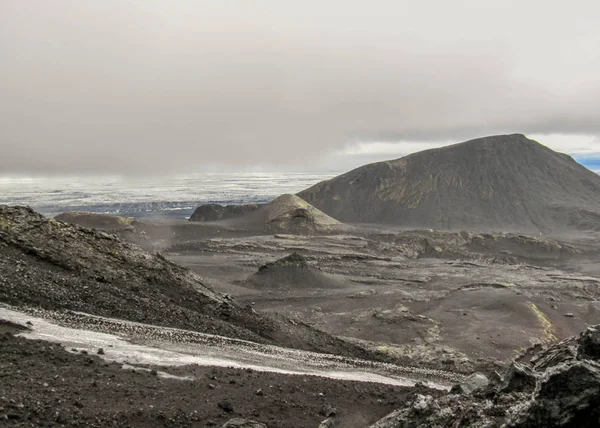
(192, 194, 351, 235)
(298, 134, 600, 232)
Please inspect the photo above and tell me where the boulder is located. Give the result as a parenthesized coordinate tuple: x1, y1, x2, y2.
(507, 361, 600, 427)
(500, 362, 538, 394)
(222, 419, 267, 428)
(459, 373, 489, 394)
(578, 325, 600, 361)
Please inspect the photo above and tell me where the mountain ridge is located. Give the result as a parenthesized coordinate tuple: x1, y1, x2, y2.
(298, 134, 600, 232)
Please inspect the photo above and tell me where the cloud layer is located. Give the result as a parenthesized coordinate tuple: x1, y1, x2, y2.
(1, 1, 599, 174)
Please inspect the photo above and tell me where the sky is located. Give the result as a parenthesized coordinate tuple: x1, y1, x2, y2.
(1, 0, 600, 175)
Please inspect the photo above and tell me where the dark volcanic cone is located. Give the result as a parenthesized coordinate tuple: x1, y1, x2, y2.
(298, 134, 600, 232)
(243, 253, 344, 290)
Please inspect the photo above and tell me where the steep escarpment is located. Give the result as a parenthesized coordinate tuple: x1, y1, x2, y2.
(0, 205, 369, 357)
(299, 134, 600, 232)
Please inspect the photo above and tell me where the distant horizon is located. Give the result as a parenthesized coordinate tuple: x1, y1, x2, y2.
(1, 132, 600, 178)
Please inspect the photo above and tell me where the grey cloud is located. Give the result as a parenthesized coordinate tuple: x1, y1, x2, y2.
(1, 1, 599, 174)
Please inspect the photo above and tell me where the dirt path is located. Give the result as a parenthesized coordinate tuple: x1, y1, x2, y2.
(0, 305, 460, 390)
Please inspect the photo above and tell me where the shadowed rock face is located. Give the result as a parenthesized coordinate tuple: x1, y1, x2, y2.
(370, 324, 600, 428)
(298, 134, 600, 232)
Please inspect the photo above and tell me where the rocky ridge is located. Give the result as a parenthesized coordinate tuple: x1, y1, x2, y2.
(370, 324, 600, 427)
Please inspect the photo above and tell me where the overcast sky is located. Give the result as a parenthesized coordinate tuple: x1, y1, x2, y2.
(1, 1, 600, 175)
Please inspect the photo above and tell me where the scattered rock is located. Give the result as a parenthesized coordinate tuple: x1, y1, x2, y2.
(318, 417, 335, 428)
(218, 400, 234, 413)
(320, 405, 337, 417)
(222, 419, 267, 428)
(96, 348, 105, 355)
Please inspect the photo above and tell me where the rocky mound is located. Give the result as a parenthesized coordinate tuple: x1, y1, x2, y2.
(0, 205, 371, 358)
(370, 324, 600, 427)
(55, 211, 136, 230)
(298, 134, 600, 233)
(54, 211, 155, 251)
(242, 253, 344, 290)
(189, 203, 262, 222)
(219, 194, 351, 235)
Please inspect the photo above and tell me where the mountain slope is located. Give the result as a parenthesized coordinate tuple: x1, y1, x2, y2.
(0, 205, 370, 357)
(298, 134, 600, 232)
(214, 194, 351, 235)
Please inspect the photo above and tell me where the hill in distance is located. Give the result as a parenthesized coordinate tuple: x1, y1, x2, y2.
(298, 134, 600, 233)
(240, 252, 344, 290)
(191, 194, 351, 235)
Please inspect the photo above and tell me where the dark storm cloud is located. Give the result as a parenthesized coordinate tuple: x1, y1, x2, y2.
(1, 1, 599, 174)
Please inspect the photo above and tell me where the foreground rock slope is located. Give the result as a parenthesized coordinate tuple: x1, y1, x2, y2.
(370, 324, 600, 427)
(0, 205, 370, 357)
(298, 134, 600, 232)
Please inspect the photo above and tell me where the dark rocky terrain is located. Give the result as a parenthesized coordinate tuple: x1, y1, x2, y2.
(0, 205, 371, 358)
(298, 134, 600, 232)
(167, 228, 600, 373)
(0, 321, 423, 428)
(370, 324, 600, 427)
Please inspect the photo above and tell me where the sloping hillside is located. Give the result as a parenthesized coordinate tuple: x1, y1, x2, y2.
(200, 194, 351, 235)
(0, 205, 369, 357)
(298, 134, 600, 232)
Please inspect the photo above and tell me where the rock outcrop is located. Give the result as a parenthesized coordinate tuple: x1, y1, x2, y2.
(298, 134, 600, 232)
(193, 194, 351, 235)
(189, 203, 262, 222)
(241, 253, 344, 290)
(370, 324, 600, 427)
(55, 211, 137, 230)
